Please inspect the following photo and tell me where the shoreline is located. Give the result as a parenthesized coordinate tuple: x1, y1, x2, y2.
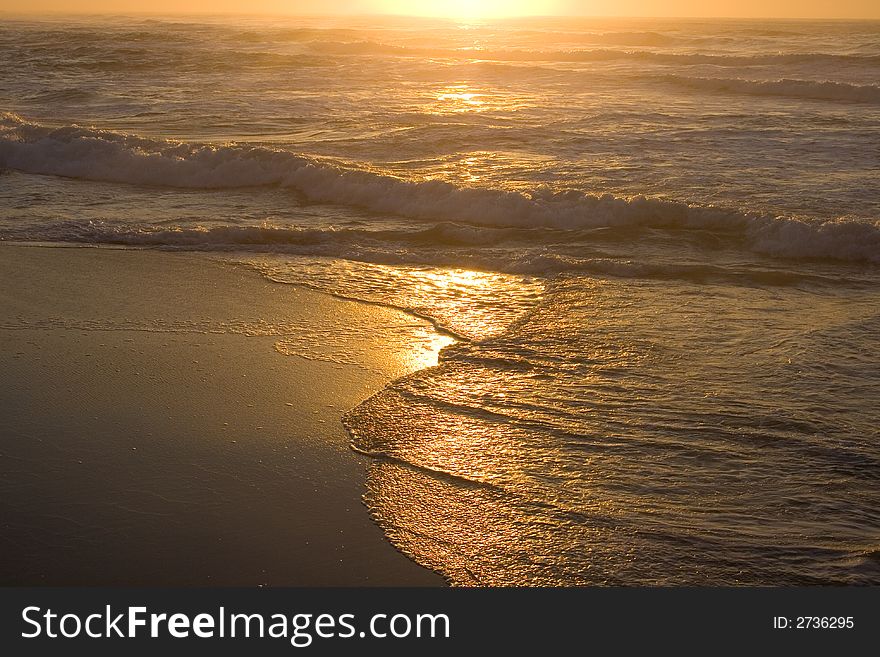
(0, 243, 445, 586)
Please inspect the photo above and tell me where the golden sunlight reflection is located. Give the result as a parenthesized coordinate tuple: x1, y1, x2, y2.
(402, 326, 457, 373)
(460, 156, 482, 183)
(435, 84, 486, 112)
(413, 267, 522, 340)
(423, 268, 485, 289)
(427, 82, 530, 118)
(272, 318, 454, 379)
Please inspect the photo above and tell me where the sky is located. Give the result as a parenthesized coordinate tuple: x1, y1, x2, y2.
(1, 0, 879, 19)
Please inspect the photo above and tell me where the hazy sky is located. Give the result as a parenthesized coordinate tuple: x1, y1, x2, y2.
(1, 0, 878, 19)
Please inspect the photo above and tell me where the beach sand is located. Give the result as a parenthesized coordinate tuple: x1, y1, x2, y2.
(0, 243, 444, 586)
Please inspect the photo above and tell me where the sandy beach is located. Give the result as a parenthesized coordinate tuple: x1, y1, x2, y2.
(0, 243, 443, 586)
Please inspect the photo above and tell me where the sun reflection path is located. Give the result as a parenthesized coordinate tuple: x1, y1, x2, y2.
(435, 84, 487, 112)
(428, 81, 532, 119)
(410, 267, 541, 341)
(240, 255, 545, 377)
(402, 326, 457, 373)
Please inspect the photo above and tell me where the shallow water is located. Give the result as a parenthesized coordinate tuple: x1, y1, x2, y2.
(1, 14, 878, 584)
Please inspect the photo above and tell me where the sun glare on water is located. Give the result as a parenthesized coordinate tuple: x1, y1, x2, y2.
(375, 0, 558, 20)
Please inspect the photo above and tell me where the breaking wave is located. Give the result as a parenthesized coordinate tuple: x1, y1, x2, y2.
(2, 114, 878, 264)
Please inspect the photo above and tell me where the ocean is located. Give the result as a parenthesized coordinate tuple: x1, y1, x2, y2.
(1, 14, 878, 585)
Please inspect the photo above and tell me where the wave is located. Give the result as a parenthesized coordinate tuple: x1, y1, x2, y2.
(1, 114, 878, 264)
(658, 75, 880, 103)
(516, 48, 880, 67)
(13, 44, 331, 73)
(234, 27, 366, 44)
(432, 62, 880, 104)
(588, 31, 681, 47)
(4, 221, 871, 288)
(233, 27, 682, 48)
(302, 40, 880, 67)
(21, 88, 97, 103)
(13, 34, 880, 75)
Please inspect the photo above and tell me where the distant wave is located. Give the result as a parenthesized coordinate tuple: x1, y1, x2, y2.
(1, 114, 878, 264)
(13, 45, 330, 73)
(234, 27, 364, 44)
(658, 75, 880, 103)
(303, 40, 880, 67)
(239, 27, 683, 47)
(587, 31, 682, 47)
(13, 34, 880, 74)
(437, 63, 880, 104)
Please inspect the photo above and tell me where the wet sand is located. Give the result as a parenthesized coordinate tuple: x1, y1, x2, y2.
(0, 243, 443, 585)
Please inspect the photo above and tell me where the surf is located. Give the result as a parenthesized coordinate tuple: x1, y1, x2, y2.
(2, 114, 878, 265)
